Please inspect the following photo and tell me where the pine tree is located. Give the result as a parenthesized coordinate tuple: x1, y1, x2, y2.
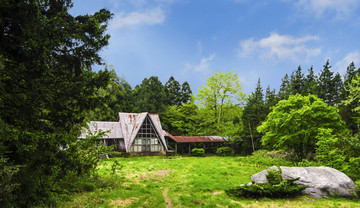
(339, 62, 360, 133)
(242, 79, 266, 154)
(164, 76, 181, 106)
(303, 66, 318, 95)
(317, 60, 343, 105)
(289, 66, 304, 95)
(277, 73, 291, 100)
(181, 81, 192, 104)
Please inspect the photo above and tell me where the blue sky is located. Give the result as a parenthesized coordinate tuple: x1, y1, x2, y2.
(70, 0, 360, 95)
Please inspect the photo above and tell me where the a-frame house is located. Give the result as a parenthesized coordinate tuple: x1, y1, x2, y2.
(80, 112, 168, 156)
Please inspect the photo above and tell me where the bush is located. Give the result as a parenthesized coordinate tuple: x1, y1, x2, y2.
(191, 148, 205, 157)
(226, 167, 307, 198)
(216, 147, 234, 156)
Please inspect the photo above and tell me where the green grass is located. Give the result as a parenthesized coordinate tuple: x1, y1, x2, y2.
(58, 156, 360, 208)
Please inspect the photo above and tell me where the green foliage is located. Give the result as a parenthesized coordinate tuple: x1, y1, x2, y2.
(241, 79, 266, 154)
(315, 129, 360, 180)
(226, 168, 307, 198)
(226, 178, 307, 198)
(132, 76, 167, 113)
(191, 148, 205, 157)
(195, 71, 245, 125)
(266, 167, 283, 185)
(216, 147, 235, 156)
(0, 1, 112, 206)
(317, 61, 343, 106)
(111, 160, 123, 175)
(258, 94, 346, 161)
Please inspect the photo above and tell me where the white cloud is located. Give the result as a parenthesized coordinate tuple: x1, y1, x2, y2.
(110, 7, 165, 29)
(238, 32, 321, 62)
(334, 51, 360, 75)
(295, 0, 359, 18)
(194, 54, 216, 72)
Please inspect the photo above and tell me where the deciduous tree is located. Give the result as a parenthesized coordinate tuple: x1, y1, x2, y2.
(258, 94, 346, 160)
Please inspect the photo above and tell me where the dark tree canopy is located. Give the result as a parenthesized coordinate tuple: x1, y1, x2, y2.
(0, 1, 112, 206)
(132, 76, 167, 113)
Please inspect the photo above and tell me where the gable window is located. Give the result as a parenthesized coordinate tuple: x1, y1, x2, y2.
(130, 116, 163, 152)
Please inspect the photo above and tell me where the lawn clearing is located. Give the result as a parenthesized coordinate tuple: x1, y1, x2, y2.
(59, 156, 360, 208)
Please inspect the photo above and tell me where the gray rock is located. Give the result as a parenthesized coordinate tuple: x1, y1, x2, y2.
(251, 166, 358, 198)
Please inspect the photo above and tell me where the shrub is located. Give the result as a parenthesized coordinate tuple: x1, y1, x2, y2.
(226, 167, 307, 198)
(216, 147, 234, 156)
(191, 148, 205, 157)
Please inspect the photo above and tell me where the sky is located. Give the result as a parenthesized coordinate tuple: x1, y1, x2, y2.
(70, 0, 360, 96)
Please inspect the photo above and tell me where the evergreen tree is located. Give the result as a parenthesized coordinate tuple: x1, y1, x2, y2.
(241, 79, 266, 154)
(164, 76, 181, 106)
(303, 66, 318, 95)
(317, 60, 343, 106)
(277, 73, 291, 100)
(132, 76, 167, 113)
(181, 81, 192, 104)
(0, 1, 112, 206)
(264, 86, 277, 115)
(289, 66, 304, 95)
(340, 62, 360, 133)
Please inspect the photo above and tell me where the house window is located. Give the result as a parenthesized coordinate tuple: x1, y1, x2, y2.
(130, 116, 163, 152)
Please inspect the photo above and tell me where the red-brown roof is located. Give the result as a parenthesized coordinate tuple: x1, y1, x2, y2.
(164, 131, 229, 143)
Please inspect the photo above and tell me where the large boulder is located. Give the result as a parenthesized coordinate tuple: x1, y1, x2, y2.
(250, 166, 358, 198)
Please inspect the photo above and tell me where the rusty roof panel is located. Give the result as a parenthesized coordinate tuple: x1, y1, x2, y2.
(79, 121, 122, 139)
(167, 135, 229, 143)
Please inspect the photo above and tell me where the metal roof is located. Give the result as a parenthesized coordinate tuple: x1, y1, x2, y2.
(79, 121, 122, 139)
(164, 131, 229, 143)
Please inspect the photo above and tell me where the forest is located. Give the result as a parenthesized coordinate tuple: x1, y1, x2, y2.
(1, 1, 360, 207)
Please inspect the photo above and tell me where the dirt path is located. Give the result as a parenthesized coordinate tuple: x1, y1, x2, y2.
(163, 188, 173, 208)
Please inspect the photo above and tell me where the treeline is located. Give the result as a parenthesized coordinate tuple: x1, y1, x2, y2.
(87, 69, 192, 121)
(242, 61, 360, 154)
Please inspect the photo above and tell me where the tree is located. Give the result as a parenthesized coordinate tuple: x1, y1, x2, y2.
(317, 60, 343, 105)
(132, 76, 167, 113)
(241, 79, 266, 153)
(303, 66, 318, 95)
(289, 66, 304, 95)
(340, 62, 360, 133)
(277, 73, 291, 100)
(181, 81, 192, 104)
(0, 1, 112, 206)
(264, 86, 277, 114)
(164, 76, 181, 106)
(195, 71, 246, 125)
(87, 68, 132, 121)
(257, 94, 346, 161)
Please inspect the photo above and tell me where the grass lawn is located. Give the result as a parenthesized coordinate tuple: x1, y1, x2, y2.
(59, 156, 360, 208)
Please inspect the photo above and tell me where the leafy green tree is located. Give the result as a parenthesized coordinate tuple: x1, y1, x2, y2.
(87, 68, 132, 121)
(257, 94, 346, 160)
(0, 1, 112, 206)
(160, 100, 199, 136)
(132, 76, 167, 113)
(195, 71, 246, 125)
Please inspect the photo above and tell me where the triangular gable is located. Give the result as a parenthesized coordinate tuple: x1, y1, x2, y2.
(149, 114, 168, 151)
(125, 112, 147, 151)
